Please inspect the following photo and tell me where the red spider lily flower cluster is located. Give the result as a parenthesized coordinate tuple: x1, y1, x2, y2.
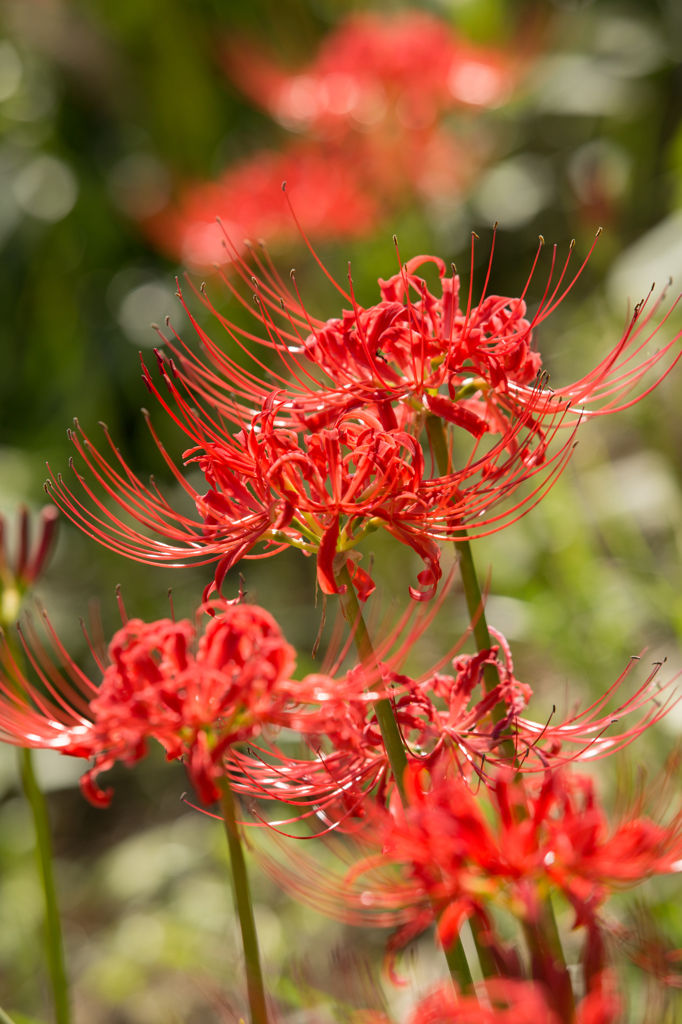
(0, 576, 668, 827)
(221, 12, 518, 135)
(167, 228, 682, 437)
(257, 763, 680, 1019)
(409, 974, 621, 1024)
(12, 197, 682, 1017)
(144, 145, 379, 270)
(3, 11, 682, 1019)
(45, 229, 682, 607)
(0, 600, 350, 807)
(372, 768, 682, 947)
(1, 580, 675, 1014)
(225, 635, 673, 839)
(143, 11, 523, 269)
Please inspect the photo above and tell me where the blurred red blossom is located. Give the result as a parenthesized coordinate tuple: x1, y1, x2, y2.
(221, 12, 519, 136)
(0, 504, 58, 617)
(143, 10, 516, 270)
(144, 145, 379, 271)
(408, 974, 620, 1024)
(409, 978, 562, 1024)
(343, 764, 682, 980)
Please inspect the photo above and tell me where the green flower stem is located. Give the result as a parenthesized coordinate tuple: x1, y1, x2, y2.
(426, 414, 575, 996)
(454, 539, 501, 697)
(5, 628, 71, 1024)
(468, 912, 501, 984)
(0, 1006, 17, 1024)
(424, 416, 499, 692)
(334, 560, 474, 991)
(220, 774, 269, 1024)
(522, 906, 577, 1024)
(19, 747, 71, 1024)
(335, 560, 409, 804)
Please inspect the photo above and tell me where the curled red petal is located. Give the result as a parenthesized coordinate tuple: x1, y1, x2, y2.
(316, 516, 340, 595)
(349, 562, 376, 602)
(79, 766, 114, 808)
(425, 393, 489, 438)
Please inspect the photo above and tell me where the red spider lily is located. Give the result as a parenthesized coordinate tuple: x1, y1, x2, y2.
(47, 398, 444, 602)
(408, 974, 621, 1024)
(143, 127, 483, 271)
(222, 12, 518, 136)
(409, 978, 563, 1024)
(148, 12, 516, 271)
(264, 764, 672, 1021)
(0, 581, 471, 819)
(0, 504, 58, 608)
(144, 144, 379, 271)
(347, 766, 682, 957)
(46, 361, 575, 605)
(224, 635, 672, 845)
(139, 228, 681, 590)
(165, 226, 682, 439)
(193, 397, 441, 599)
(237, 643, 674, 942)
(46, 231, 681, 605)
(0, 599, 332, 808)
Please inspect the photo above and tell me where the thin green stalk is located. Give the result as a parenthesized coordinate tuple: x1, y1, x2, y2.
(426, 414, 574, 1000)
(425, 416, 499, 693)
(336, 560, 409, 804)
(522, 904, 577, 1024)
(0, 1004, 17, 1024)
(468, 912, 500, 983)
(458, 537, 575, 1001)
(19, 748, 70, 1024)
(4, 626, 71, 1024)
(220, 774, 269, 1024)
(335, 561, 474, 991)
(453, 539, 500, 698)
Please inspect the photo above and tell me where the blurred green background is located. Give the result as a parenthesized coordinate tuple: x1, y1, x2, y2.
(2, 0, 682, 1020)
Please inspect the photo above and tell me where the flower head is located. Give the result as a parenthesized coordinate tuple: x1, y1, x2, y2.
(0, 504, 58, 626)
(50, 382, 575, 604)
(46, 232, 682, 605)
(356, 764, 682, 953)
(408, 975, 621, 1024)
(409, 979, 563, 1024)
(144, 144, 379, 271)
(0, 600, 307, 807)
(170, 228, 682, 438)
(222, 12, 517, 136)
(147, 10, 519, 271)
(228, 633, 671, 847)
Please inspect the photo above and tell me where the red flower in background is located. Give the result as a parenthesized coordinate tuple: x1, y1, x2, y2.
(409, 975, 621, 1024)
(354, 766, 682, 957)
(409, 979, 564, 1024)
(0, 504, 58, 616)
(221, 11, 518, 135)
(144, 145, 379, 271)
(143, 10, 517, 270)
